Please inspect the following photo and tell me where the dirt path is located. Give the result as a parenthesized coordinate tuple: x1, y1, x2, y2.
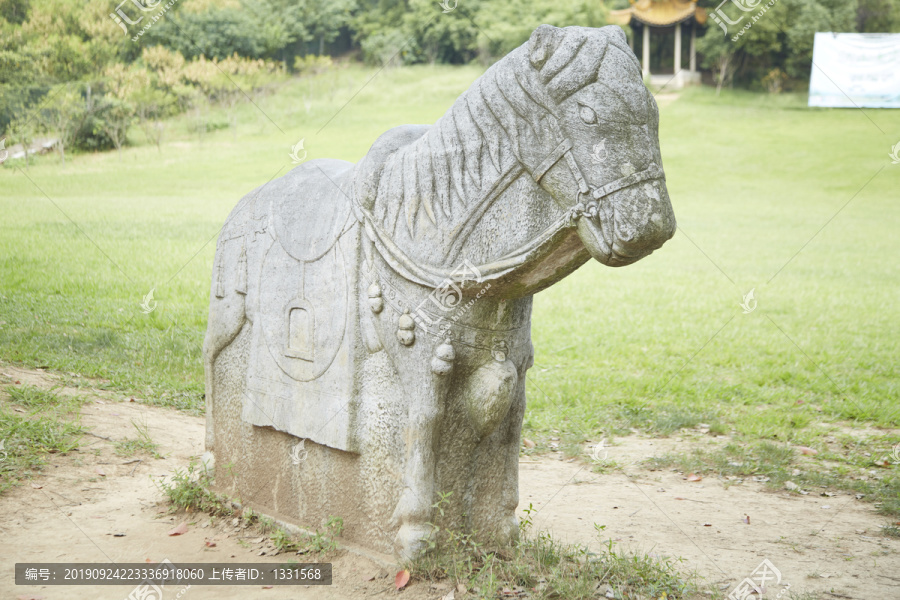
(1, 364, 897, 600)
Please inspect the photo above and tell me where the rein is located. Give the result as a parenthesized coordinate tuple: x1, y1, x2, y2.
(353, 133, 663, 290)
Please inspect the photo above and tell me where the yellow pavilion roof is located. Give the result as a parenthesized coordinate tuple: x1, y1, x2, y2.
(610, 0, 707, 27)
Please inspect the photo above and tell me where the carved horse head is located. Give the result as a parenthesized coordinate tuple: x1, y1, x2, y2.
(515, 25, 676, 267)
(354, 25, 675, 296)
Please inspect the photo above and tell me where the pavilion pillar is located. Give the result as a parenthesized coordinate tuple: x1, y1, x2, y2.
(689, 22, 697, 72)
(674, 22, 682, 74)
(642, 25, 650, 77)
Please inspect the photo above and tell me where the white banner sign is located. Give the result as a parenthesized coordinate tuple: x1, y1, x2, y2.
(809, 32, 900, 108)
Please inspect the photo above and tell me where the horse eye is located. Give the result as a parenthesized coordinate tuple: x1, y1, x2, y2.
(578, 104, 598, 125)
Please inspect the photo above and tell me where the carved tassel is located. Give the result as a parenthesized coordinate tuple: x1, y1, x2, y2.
(397, 309, 415, 346)
(368, 281, 384, 314)
(431, 338, 455, 375)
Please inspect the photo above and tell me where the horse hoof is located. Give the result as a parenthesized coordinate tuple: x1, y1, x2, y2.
(394, 523, 431, 561)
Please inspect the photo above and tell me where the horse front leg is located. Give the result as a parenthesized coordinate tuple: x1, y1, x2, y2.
(391, 359, 449, 560)
(203, 244, 248, 453)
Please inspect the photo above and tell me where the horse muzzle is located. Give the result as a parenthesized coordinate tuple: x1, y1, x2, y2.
(576, 177, 676, 267)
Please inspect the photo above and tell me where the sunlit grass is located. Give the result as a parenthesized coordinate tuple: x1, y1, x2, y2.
(1, 67, 898, 457)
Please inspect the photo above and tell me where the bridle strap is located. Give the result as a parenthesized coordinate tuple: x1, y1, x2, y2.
(591, 163, 662, 200)
(532, 139, 573, 184)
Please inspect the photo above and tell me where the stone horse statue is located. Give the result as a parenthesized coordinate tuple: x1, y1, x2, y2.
(203, 24, 676, 559)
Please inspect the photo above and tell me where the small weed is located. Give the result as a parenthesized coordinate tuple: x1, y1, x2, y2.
(271, 528, 298, 552)
(0, 395, 83, 494)
(155, 461, 231, 516)
(6, 385, 67, 410)
(304, 516, 344, 554)
(882, 524, 900, 538)
(591, 458, 620, 475)
(270, 516, 344, 556)
(114, 419, 161, 459)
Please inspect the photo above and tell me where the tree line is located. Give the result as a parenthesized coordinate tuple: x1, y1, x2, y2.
(1, 0, 898, 160)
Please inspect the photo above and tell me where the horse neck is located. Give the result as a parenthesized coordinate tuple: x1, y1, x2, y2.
(369, 49, 556, 269)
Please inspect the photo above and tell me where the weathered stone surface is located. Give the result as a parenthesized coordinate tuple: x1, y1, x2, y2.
(204, 24, 676, 559)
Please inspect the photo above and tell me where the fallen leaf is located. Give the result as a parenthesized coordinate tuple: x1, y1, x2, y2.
(395, 569, 410, 590)
(687, 473, 702, 482)
(523, 438, 536, 448)
(442, 590, 456, 600)
(262, 585, 273, 589)
(205, 540, 216, 547)
(167, 522, 188, 536)
(784, 481, 800, 491)
(31, 483, 43, 489)
(113, 533, 125, 537)
(742, 515, 750, 524)
(796, 446, 818, 456)
(703, 523, 712, 527)
(95, 467, 106, 477)
(362, 574, 376, 582)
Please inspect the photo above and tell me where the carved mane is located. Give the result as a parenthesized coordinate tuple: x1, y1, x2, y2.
(358, 26, 638, 270)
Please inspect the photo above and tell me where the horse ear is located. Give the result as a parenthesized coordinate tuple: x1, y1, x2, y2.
(601, 25, 628, 47)
(528, 24, 563, 70)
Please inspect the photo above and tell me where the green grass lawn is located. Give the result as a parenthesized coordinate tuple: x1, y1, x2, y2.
(1, 65, 898, 510)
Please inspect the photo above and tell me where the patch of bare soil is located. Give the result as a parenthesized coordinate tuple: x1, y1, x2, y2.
(1, 364, 897, 600)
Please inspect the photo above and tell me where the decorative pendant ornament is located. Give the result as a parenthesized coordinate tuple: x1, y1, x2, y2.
(492, 340, 509, 362)
(397, 308, 416, 346)
(368, 281, 384, 314)
(431, 338, 455, 375)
